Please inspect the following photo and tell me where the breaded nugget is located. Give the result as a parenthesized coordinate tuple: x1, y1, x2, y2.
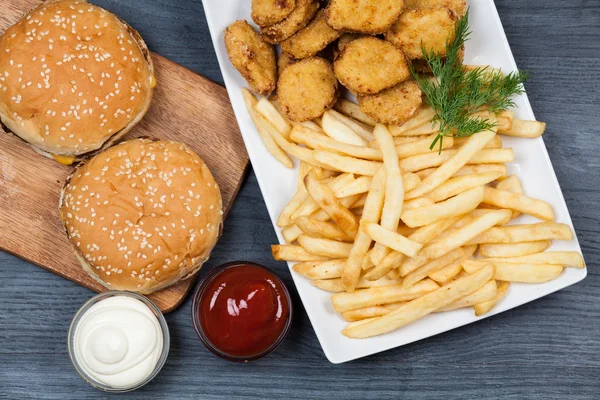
(277, 57, 339, 121)
(277, 52, 299, 75)
(404, 0, 467, 16)
(280, 10, 340, 59)
(224, 20, 277, 96)
(334, 33, 362, 59)
(334, 37, 410, 95)
(252, 0, 296, 27)
(357, 80, 423, 125)
(326, 0, 405, 34)
(261, 0, 319, 44)
(385, 8, 458, 60)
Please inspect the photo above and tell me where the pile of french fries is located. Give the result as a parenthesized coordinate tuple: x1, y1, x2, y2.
(241, 82, 584, 339)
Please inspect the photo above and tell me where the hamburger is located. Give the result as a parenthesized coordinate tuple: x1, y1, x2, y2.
(59, 139, 223, 293)
(0, 0, 155, 165)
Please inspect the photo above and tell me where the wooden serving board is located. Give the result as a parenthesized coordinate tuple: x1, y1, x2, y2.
(0, 0, 249, 312)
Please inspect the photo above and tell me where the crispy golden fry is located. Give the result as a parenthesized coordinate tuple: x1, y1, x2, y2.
(261, 0, 319, 43)
(242, 89, 293, 168)
(342, 265, 494, 338)
(329, 109, 375, 142)
(281, 9, 341, 59)
(403, 247, 465, 288)
(482, 251, 585, 268)
(332, 279, 439, 313)
(304, 172, 359, 237)
(342, 168, 386, 291)
(277, 52, 299, 76)
(321, 111, 368, 146)
(298, 235, 354, 258)
(388, 105, 436, 136)
(292, 174, 354, 220)
(312, 275, 403, 293)
(421, 209, 513, 260)
(341, 302, 405, 322)
(277, 187, 309, 227)
(437, 280, 497, 312)
(401, 148, 514, 173)
(463, 260, 564, 283)
(334, 37, 410, 94)
(495, 174, 524, 217)
(226, 21, 277, 96)
(292, 259, 346, 280)
(404, 0, 467, 16)
(473, 281, 509, 316)
(278, 57, 338, 122)
(405, 130, 498, 199)
(296, 216, 354, 242)
(396, 135, 454, 158)
(282, 224, 303, 243)
(479, 241, 552, 258)
(361, 249, 375, 270)
(335, 176, 372, 197)
(403, 197, 434, 210)
(402, 186, 485, 228)
(363, 223, 423, 258)
(453, 164, 508, 178)
(314, 150, 380, 176)
(326, 0, 405, 34)
(467, 222, 573, 245)
(272, 244, 328, 261)
(357, 81, 423, 125)
(428, 245, 477, 282)
(499, 118, 546, 138)
(385, 8, 458, 60)
(453, 135, 503, 149)
(427, 172, 504, 203)
(251, 0, 296, 26)
(255, 98, 292, 138)
(483, 186, 554, 221)
(334, 99, 377, 127)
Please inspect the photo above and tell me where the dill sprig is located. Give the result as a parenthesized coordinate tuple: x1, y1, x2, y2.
(411, 9, 528, 151)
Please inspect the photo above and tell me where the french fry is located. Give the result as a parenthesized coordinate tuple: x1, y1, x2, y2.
(405, 130, 497, 199)
(242, 88, 292, 168)
(388, 105, 436, 136)
(495, 174, 524, 218)
(467, 222, 573, 244)
(429, 245, 477, 283)
(395, 134, 454, 158)
(292, 259, 346, 280)
(496, 110, 514, 132)
(482, 186, 554, 221)
(453, 164, 508, 178)
(282, 224, 303, 243)
(453, 135, 502, 149)
(342, 168, 386, 291)
(291, 124, 381, 160)
(335, 176, 372, 197)
(473, 281, 510, 316)
(296, 216, 354, 242)
(402, 247, 465, 288)
(292, 174, 353, 221)
(321, 110, 368, 146)
(331, 279, 439, 313)
(427, 172, 504, 202)
(298, 235, 354, 258)
(437, 280, 497, 312)
(403, 197, 435, 210)
(342, 265, 494, 338)
(341, 302, 406, 322)
(272, 244, 328, 261)
(300, 120, 323, 132)
(400, 148, 514, 173)
(370, 124, 405, 265)
(360, 248, 375, 270)
(314, 150, 381, 176)
(363, 223, 423, 258)
(482, 251, 585, 268)
(420, 210, 513, 260)
(499, 118, 546, 138)
(402, 186, 485, 228)
(329, 109, 374, 142)
(463, 260, 563, 283)
(479, 241, 552, 258)
(312, 276, 403, 293)
(255, 98, 292, 138)
(277, 189, 310, 227)
(333, 98, 377, 126)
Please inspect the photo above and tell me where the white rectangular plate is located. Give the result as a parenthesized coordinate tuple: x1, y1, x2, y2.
(201, 0, 586, 363)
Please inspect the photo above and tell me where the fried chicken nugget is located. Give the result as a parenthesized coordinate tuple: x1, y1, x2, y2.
(326, 0, 405, 34)
(277, 57, 339, 121)
(404, 0, 467, 16)
(357, 80, 423, 125)
(334, 37, 410, 95)
(224, 20, 277, 96)
(261, 0, 319, 44)
(385, 7, 458, 60)
(251, 0, 296, 27)
(280, 10, 341, 59)
(277, 52, 299, 75)
(334, 33, 362, 59)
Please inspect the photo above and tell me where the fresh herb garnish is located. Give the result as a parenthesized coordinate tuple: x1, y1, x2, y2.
(411, 9, 528, 151)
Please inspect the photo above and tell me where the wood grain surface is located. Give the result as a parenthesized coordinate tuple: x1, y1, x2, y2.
(0, 0, 249, 313)
(1, 0, 599, 399)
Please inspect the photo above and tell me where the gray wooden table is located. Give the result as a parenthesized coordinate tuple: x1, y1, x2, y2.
(1, 1, 599, 399)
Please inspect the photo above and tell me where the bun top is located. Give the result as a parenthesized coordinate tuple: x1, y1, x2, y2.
(59, 139, 223, 293)
(0, 0, 154, 157)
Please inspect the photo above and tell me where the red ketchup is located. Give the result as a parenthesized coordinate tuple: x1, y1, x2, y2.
(198, 264, 290, 358)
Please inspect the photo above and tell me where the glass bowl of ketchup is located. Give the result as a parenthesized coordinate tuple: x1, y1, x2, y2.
(191, 261, 293, 362)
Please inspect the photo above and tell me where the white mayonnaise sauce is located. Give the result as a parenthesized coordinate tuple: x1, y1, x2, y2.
(72, 296, 164, 389)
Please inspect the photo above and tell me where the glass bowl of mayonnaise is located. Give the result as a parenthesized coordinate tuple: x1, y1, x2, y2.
(68, 291, 170, 392)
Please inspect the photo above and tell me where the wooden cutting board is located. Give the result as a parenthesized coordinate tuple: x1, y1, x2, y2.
(0, 0, 248, 312)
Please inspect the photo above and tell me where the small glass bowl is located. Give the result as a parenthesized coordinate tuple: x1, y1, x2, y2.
(191, 261, 293, 362)
(68, 291, 170, 392)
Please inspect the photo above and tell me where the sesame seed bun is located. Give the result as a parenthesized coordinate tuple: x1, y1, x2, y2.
(59, 139, 223, 294)
(0, 0, 154, 160)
